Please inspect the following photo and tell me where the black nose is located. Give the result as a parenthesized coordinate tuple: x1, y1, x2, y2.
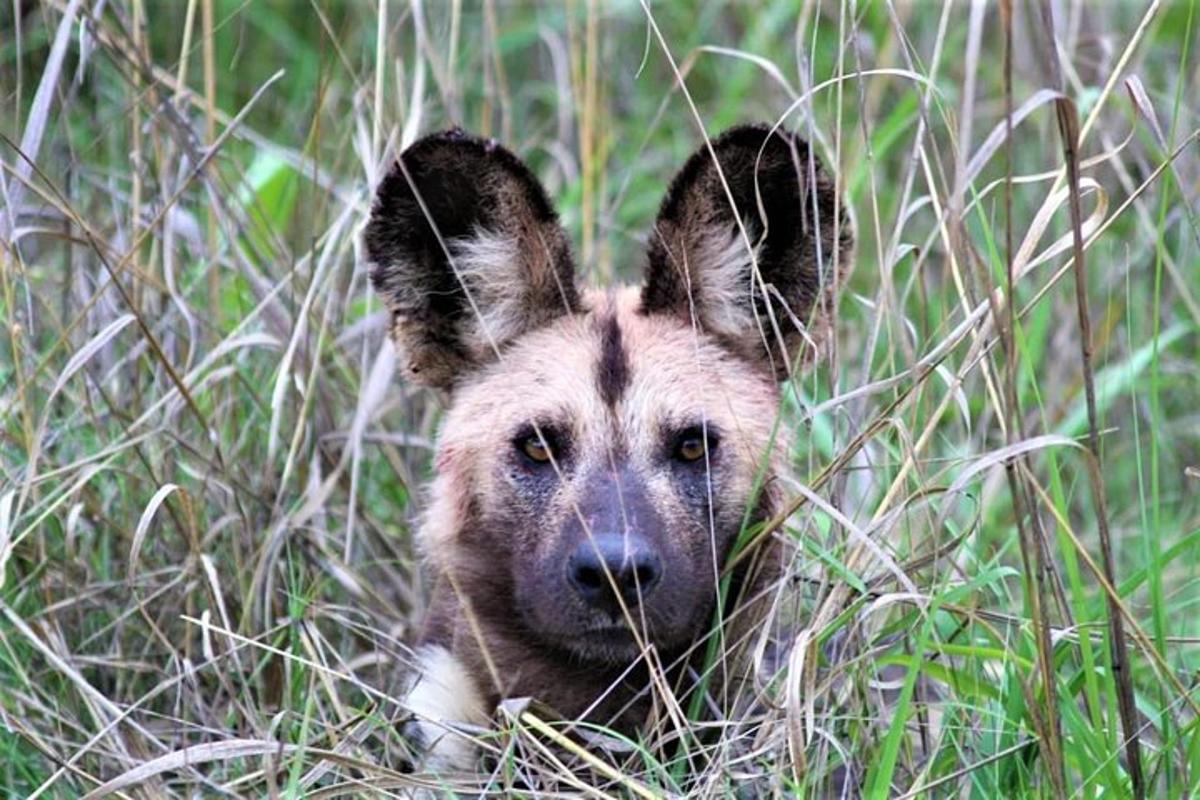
(568, 533, 662, 612)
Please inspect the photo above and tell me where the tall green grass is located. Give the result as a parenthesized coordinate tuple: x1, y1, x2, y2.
(2, 1, 1198, 797)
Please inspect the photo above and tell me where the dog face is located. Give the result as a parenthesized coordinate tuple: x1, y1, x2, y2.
(365, 125, 850, 664)
(429, 287, 784, 662)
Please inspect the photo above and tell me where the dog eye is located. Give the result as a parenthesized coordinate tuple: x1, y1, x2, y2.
(673, 426, 716, 462)
(521, 437, 552, 463)
(515, 429, 557, 464)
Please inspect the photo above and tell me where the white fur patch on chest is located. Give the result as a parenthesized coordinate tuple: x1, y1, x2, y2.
(404, 645, 487, 771)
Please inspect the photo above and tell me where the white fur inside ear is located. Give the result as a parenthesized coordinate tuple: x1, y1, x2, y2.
(688, 227, 759, 337)
(450, 229, 526, 356)
(405, 645, 487, 771)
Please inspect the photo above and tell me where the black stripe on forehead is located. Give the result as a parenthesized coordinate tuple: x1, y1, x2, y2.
(595, 312, 630, 407)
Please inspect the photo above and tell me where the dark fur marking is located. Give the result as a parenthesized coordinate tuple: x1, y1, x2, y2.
(595, 313, 630, 407)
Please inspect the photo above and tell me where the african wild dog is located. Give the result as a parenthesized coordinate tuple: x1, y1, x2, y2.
(364, 124, 851, 770)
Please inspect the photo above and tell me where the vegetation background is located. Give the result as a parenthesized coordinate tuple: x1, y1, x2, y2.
(2, 0, 1198, 797)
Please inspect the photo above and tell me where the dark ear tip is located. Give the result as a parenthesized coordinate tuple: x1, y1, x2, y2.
(652, 122, 823, 230)
(397, 128, 486, 163)
(373, 128, 557, 227)
(710, 122, 808, 153)
(400, 127, 508, 162)
(370, 130, 491, 185)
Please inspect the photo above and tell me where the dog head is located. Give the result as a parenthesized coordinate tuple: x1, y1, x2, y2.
(365, 125, 850, 662)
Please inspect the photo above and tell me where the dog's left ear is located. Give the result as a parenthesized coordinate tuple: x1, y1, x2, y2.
(640, 124, 852, 379)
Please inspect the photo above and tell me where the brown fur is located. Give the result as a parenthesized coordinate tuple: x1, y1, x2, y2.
(364, 125, 852, 769)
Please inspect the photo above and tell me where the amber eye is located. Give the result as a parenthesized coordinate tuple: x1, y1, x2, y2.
(521, 436, 552, 463)
(673, 426, 716, 462)
(676, 437, 705, 461)
(515, 427, 559, 465)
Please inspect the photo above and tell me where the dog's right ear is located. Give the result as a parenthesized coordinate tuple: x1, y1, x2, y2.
(364, 129, 579, 390)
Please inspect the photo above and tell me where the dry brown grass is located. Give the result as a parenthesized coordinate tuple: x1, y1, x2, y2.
(2, 1, 1199, 796)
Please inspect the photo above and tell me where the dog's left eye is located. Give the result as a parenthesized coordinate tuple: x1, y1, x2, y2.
(515, 427, 559, 465)
(521, 436, 552, 463)
(673, 426, 717, 462)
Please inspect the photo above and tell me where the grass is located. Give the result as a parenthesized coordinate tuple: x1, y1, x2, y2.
(2, 0, 1199, 796)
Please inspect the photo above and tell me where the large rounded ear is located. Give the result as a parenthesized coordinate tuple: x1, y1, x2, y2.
(364, 129, 579, 390)
(640, 124, 852, 379)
